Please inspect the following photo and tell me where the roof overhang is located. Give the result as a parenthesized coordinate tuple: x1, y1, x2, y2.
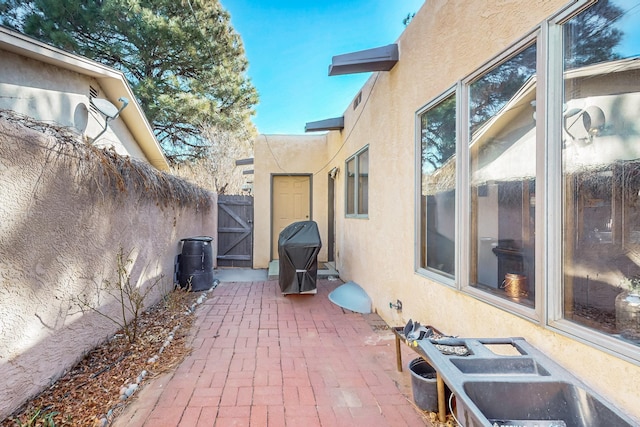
(328, 44, 398, 76)
(305, 116, 344, 132)
(0, 26, 170, 171)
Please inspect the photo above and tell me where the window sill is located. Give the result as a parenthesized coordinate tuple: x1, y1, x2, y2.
(549, 319, 640, 366)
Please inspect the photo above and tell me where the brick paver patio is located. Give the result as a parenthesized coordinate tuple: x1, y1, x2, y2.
(114, 279, 429, 426)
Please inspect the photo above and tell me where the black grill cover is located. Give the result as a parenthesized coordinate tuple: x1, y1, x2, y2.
(278, 221, 322, 294)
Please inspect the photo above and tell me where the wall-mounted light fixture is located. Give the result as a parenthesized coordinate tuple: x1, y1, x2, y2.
(90, 97, 129, 142)
(329, 167, 339, 179)
(563, 105, 605, 145)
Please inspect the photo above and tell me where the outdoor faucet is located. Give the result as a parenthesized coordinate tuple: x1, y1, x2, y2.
(389, 299, 402, 311)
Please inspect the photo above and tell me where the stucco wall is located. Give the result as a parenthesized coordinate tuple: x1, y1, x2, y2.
(0, 49, 147, 162)
(253, 133, 331, 267)
(254, 0, 640, 421)
(0, 119, 217, 419)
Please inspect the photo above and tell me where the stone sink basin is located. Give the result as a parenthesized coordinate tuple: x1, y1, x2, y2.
(462, 380, 632, 427)
(451, 357, 550, 376)
(411, 337, 638, 427)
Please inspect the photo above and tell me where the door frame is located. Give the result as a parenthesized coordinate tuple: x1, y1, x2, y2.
(327, 171, 336, 262)
(270, 173, 313, 260)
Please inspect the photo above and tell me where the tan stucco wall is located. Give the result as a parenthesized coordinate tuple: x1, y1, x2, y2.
(253, 133, 333, 267)
(0, 119, 217, 419)
(0, 49, 147, 162)
(253, 0, 640, 422)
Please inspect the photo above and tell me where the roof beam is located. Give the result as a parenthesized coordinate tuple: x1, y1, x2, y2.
(305, 117, 344, 132)
(328, 44, 399, 76)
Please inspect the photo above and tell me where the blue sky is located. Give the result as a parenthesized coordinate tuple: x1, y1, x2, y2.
(220, 0, 425, 135)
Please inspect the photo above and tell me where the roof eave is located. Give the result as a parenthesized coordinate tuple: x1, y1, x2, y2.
(328, 44, 399, 76)
(0, 26, 170, 172)
(305, 117, 344, 132)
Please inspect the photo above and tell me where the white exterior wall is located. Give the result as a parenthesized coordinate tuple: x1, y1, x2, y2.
(0, 49, 146, 161)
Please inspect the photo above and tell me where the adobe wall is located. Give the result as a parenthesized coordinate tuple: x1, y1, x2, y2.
(253, 133, 330, 268)
(253, 0, 640, 421)
(333, 0, 640, 421)
(0, 118, 217, 419)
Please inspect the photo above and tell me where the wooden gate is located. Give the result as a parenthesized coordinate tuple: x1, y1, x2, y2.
(217, 195, 253, 267)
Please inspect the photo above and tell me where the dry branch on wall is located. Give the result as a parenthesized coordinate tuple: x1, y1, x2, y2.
(0, 109, 212, 210)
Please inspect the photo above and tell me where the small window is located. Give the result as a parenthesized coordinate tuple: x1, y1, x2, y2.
(346, 146, 369, 217)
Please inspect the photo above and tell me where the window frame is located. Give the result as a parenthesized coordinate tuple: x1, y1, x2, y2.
(460, 31, 542, 322)
(545, 0, 640, 365)
(345, 145, 369, 218)
(415, 87, 458, 286)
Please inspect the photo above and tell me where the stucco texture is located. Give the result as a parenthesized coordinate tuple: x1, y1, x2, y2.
(253, 133, 331, 267)
(0, 46, 165, 170)
(0, 118, 216, 419)
(253, 0, 640, 422)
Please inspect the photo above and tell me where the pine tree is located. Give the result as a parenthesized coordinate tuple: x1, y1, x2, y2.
(1, 0, 259, 163)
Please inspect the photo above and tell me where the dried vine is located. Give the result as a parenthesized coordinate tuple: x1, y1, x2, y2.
(0, 109, 212, 210)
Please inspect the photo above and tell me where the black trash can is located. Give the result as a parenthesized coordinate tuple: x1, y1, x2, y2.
(409, 358, 438, 412)
(177, 236, 214, 291)
(278, 221, 322, 294)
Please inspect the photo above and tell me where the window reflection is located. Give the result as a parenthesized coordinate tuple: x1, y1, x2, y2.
(469, 43, 537, 306)
(420, 93, 456, 277)
(346, 158, 355, 215)
(346, 147, 369, 217)
(358, 149, 369, 214)
(562, 0, 640, 343)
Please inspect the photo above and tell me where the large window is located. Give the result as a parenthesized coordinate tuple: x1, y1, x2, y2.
(418, 92, 456, 277)
(414, 0, 640, 357)
(346, 146, 369, 217)
(469, 42, 537, 307)
(561, 0, 640, 344)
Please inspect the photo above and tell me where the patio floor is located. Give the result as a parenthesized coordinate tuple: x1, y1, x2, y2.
(113, 278, 431, 426)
